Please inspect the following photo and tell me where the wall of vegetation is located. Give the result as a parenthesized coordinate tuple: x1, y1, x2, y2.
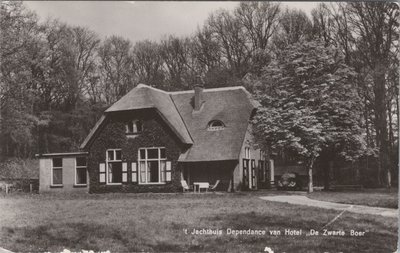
(87, 109, 184, 193)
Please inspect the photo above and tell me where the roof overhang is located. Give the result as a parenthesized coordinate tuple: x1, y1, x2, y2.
(80, 115, 107, 150)
(178, 159, 238, 163)
(35, 152, 89, 158)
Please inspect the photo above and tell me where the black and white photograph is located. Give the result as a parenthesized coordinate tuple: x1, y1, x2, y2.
(0, 1, 398, 252)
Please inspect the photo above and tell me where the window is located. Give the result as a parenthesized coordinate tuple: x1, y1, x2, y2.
(52, 158, 63, 186)
(260, 150, 265, 160)
(207, 120, 225, 131)
(126, 120, 143, 134)
(258, 150, 266, 182)
(245, 147, 250, 159)
(138, 148, 167, 184)
(106, 149, 122, 184)
(75, 157, 87, 185)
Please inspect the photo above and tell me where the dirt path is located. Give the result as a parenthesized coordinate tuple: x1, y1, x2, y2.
(0, 247, 13, 253)
(260, 195, 398, 218)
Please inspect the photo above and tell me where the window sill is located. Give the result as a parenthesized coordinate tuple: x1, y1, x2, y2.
(126, 133, 141, 137)
(207, 128, 225, 131)
(138, 182, 167, 185)
(50, 185, 63, 188)
(73, 184, 87, 188)
(106, 183, 123, 186)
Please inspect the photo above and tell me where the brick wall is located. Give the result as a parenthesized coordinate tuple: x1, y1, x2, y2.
(86, 109, 185, 193)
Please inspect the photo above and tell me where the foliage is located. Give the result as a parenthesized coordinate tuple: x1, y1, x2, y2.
(252, 41, 367, 191)
(254, 41, 365, 159)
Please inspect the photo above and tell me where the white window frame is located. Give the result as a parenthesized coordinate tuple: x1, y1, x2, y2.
(106, 149, 123, 185)
(51, 158, 63, 186)
(126, 120, 143, 135)
(260, 150, 265, 161)
(75, 157, 88, 186)
(138, 147, 167, 185)
(245, 147, 251, 159)
(207, 120, 225, 131)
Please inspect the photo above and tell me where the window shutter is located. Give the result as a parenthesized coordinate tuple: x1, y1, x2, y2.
(166, 161, 172, 182)
(99, 163, 106, 183)
(122, 162, 128, 183)
(131, 162, 137, 182)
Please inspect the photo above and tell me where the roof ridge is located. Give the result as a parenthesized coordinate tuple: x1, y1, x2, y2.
(169, 86, 246, 94)
(136, 83, 170, 94)
(137, 83, 247, 95)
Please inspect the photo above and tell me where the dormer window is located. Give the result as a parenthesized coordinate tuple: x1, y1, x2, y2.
(126, 120, 143, 135)
(207, 120, 225, 131)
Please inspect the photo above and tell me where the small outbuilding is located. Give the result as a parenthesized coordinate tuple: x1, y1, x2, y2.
(36, 152, 88, 192)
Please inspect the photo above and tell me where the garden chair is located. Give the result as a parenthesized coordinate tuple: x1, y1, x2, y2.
(209, 180, 220, 192)
(181, 180, 193, 192)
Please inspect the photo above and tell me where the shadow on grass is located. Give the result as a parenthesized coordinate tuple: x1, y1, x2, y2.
(2, 222, 193, 252)
(2, 223, 138, 252)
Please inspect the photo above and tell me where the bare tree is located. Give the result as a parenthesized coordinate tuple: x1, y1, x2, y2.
(71, 26, 100, 104)
(132, 40, 165, 88)
(191, 27, 223, 75)
(160, 36, 194, 90)
(345, 2, 399, 187)
(273, 8, 313, 52)
(235, 1, 281, 51)
(98, 36, 134, 104)
(206, 10, 252, 78)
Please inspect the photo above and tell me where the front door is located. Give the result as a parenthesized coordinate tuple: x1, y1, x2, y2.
(242, 159, 249, 189)
(243, 159, 257, 190)
(250, 159, 256, 189)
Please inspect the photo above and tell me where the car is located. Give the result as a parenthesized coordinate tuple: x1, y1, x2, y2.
(277, 172, 302, 190)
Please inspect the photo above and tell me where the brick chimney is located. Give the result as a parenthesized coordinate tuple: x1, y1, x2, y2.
(193, 84, 204, 111)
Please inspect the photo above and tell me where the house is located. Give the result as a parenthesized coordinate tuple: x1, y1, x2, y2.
(37, 84, 275, 193)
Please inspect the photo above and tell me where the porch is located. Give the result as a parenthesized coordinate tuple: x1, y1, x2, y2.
(180, 161, 237, 192)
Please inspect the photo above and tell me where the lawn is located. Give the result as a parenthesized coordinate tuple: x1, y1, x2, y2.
(0, 192, 397, 253)
(308, 188, 398, 208)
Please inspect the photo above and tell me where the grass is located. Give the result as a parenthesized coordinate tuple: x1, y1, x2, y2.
(308, 188, 398, 208)
(0, 192, 397, 253)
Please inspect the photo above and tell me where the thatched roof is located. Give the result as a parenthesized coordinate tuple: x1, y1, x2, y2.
(171, 87, 257, 161)
(80, 84, 193, 149)
(81, 84, 259, 161)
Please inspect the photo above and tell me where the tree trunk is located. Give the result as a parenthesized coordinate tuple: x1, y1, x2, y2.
(324, 161, 333, 191)
(363, 95, 372, 148)
(307, 156, 316, 193)
(373, 62, 390, 187)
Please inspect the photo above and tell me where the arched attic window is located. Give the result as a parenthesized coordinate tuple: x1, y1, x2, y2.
(126, 120, 143, 135)
(207, 120, 225, 131)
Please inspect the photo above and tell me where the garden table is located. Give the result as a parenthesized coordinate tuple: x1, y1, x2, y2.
(193, 182, 209, 193)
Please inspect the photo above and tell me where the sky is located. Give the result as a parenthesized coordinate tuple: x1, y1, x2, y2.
(24, 1, 319, 43)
